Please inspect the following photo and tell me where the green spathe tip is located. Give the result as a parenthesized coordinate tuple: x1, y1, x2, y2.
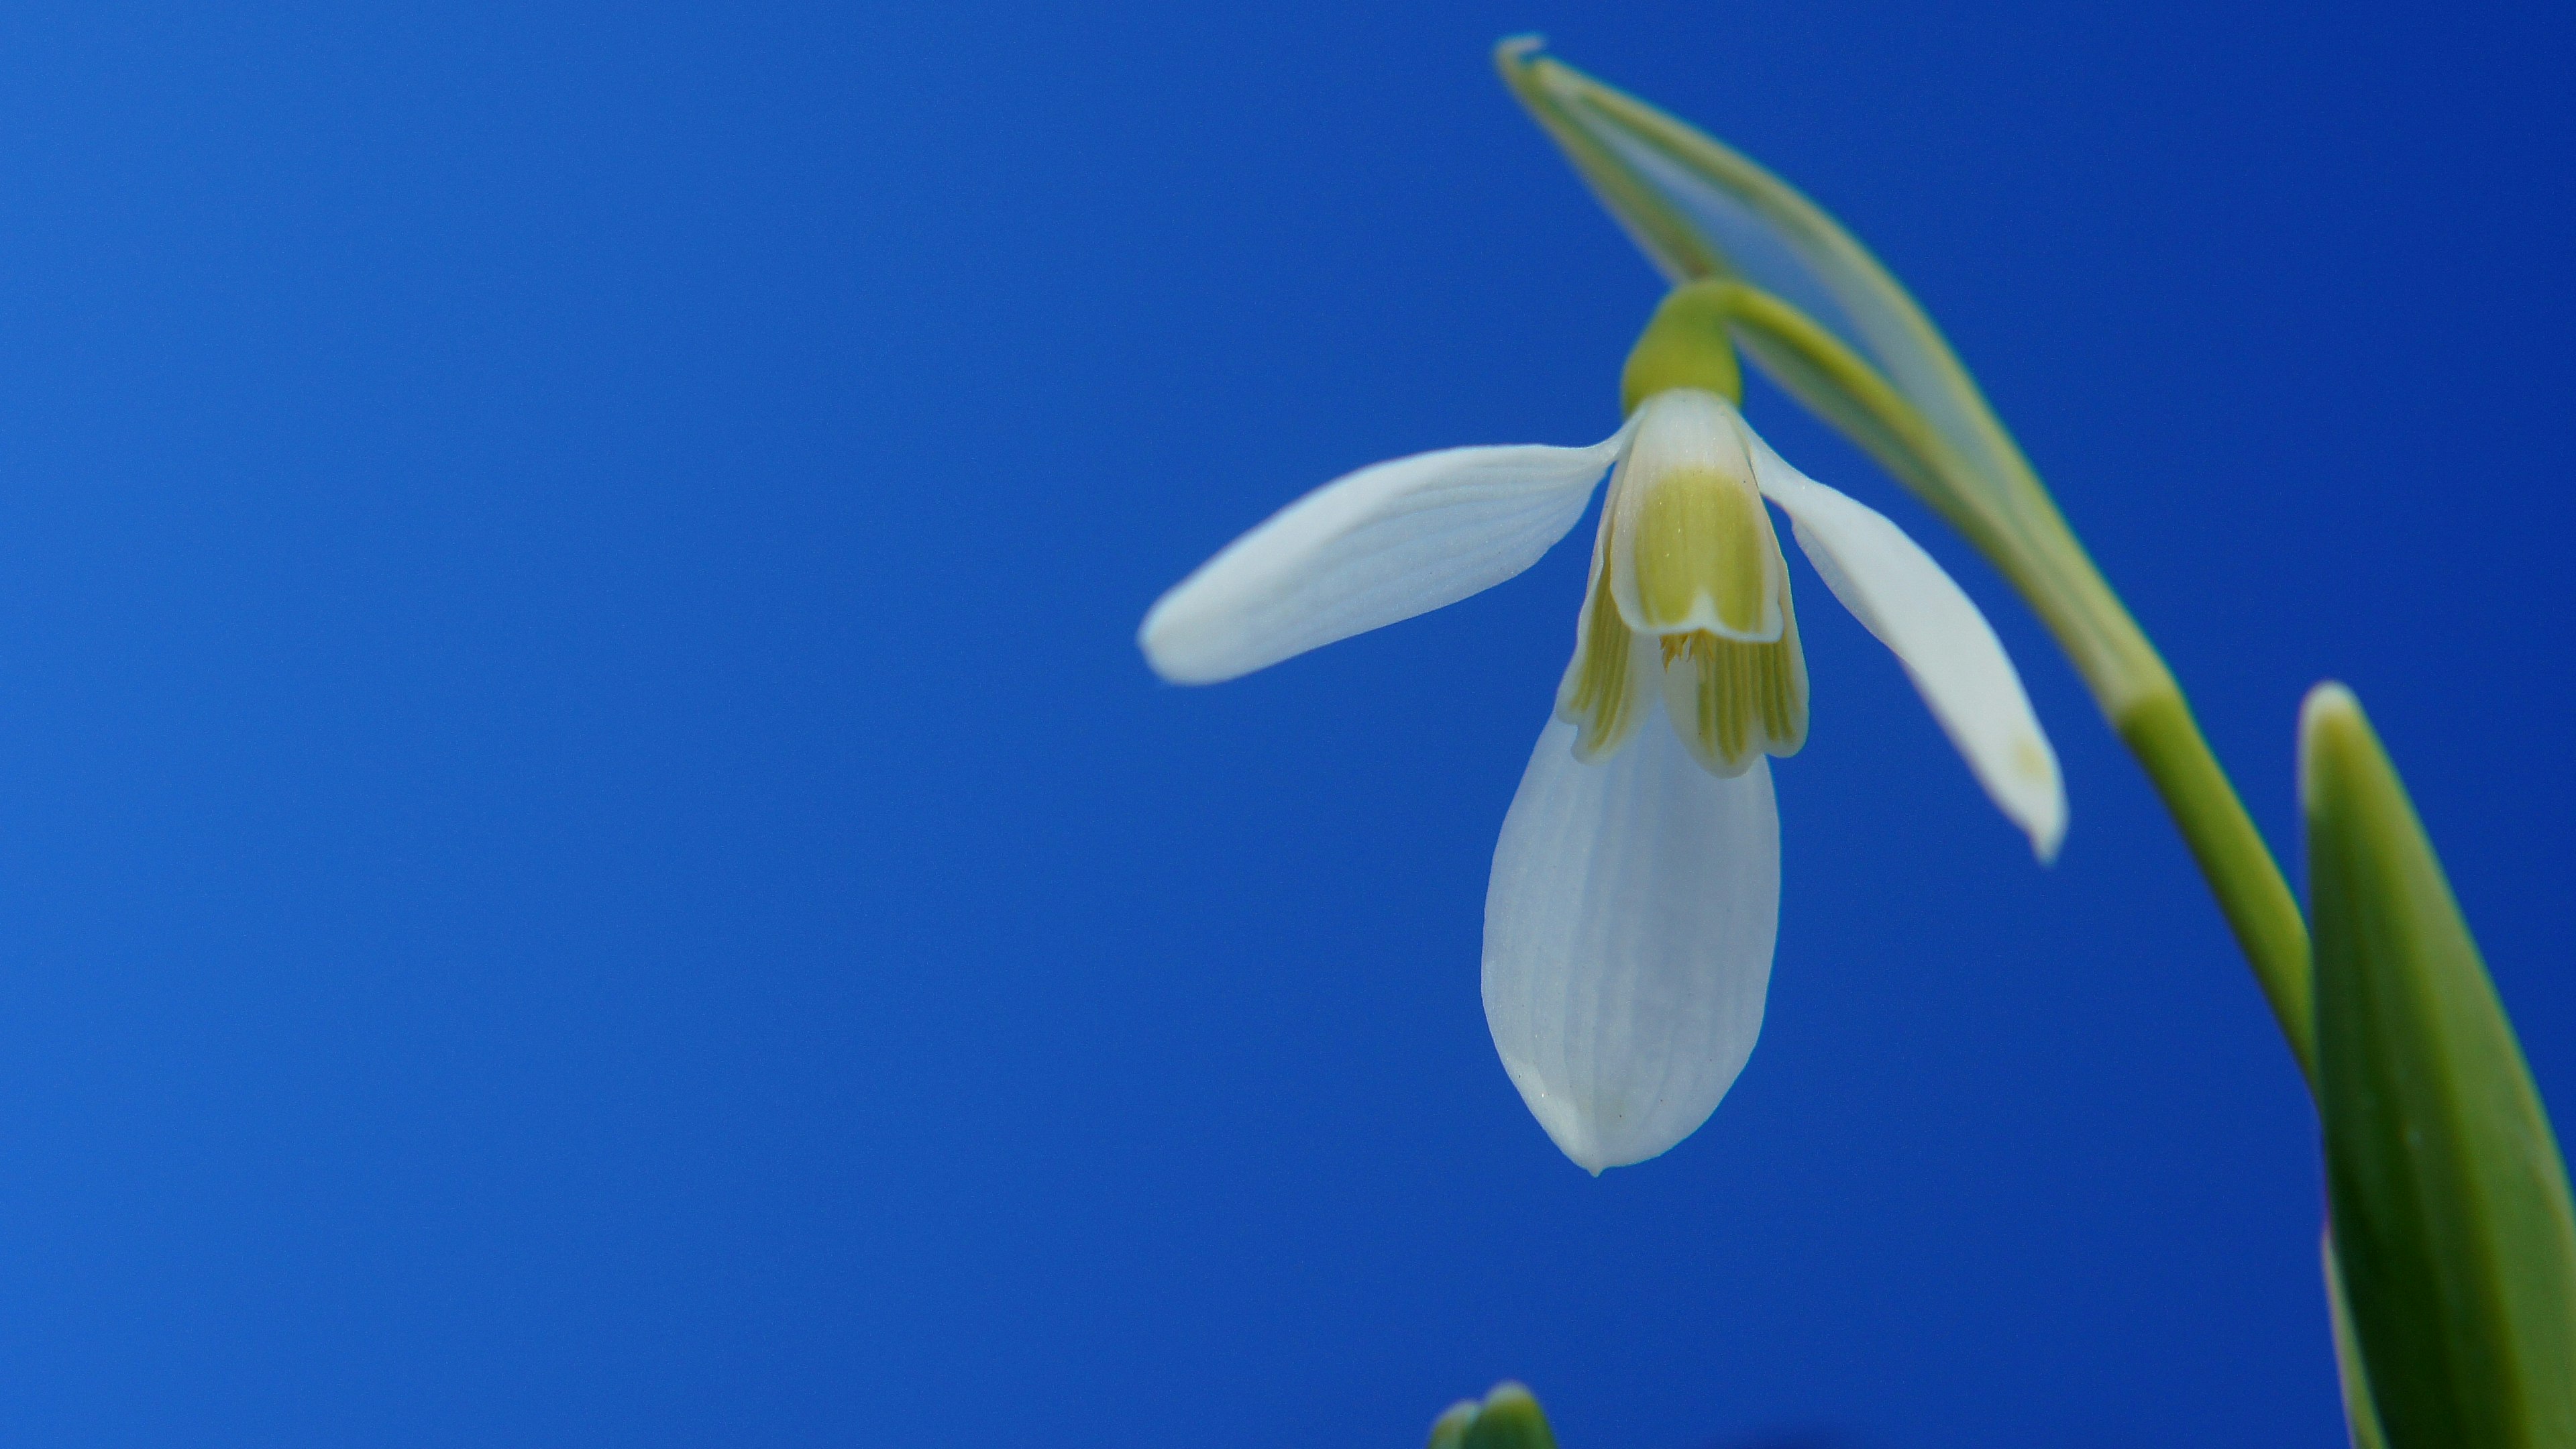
(1493, 34, 2176, 721)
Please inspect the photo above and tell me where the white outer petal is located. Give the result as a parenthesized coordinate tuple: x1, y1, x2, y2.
(1483, 716, 1780, 1173)
(1746, 432, 2068, 861)
(1138, 433, 1627, 684)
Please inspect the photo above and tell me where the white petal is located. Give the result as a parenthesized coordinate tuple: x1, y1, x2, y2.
(1483, 716, 1780, 1173)
(1747, 432, 2067, 861)
(1138, 433, 1627, 684)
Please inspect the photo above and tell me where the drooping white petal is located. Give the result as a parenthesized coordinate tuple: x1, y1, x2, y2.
(1746, 430, 2067, 861)
(1483, 716, 1780, 1173)
(1139, 433, 1628, 684)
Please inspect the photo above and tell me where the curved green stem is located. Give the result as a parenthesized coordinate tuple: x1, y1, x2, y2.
(2121, 692, 2316, 1087)
(1660, 278, 2318, 1093)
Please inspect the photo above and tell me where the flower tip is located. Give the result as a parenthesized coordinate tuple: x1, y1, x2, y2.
(1504, 1069, 1621, 1173)
(1992, 733, 2066, 865)
(1548, 1122, 1615, 1177)
(1524, 1089, 1667, 1175)
(2029, 811, 2066, 867)
(1134, 589, 1231, 686)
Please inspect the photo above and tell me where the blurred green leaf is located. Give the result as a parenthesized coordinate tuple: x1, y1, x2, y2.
(2324, 1227, 2392, 1449)
(2304, 682, 2576, 1446)
(1427, 1399, 1479, 1449)
(1426, 1383, 1558, 1449)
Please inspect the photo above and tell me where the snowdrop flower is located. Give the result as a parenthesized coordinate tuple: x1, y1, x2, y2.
(1138, 286, 2062, 1173)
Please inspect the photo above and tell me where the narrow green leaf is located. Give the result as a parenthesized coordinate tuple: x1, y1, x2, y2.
(2304, 682, 2576, 1446)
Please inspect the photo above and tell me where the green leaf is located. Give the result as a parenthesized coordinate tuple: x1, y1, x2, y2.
(2303, 682, 2576, 1446)
(1425, 1383, 1559, 1449)
(1426, 1400, 1479, 1449)
(2324, 1227, 2392, 1449)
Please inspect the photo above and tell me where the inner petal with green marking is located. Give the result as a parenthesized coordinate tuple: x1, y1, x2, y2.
(1554, 507, 1657, 763)
(1587, 387, 1811, 778)
(1609, 389, 1786, 643)
(1629, 464, 1778, 638)
(1659, 605, 1809, 777)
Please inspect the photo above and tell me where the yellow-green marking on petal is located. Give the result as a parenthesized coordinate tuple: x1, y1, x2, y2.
(1555, 509, 1654, 761)
(1659, 602, 1809, 777)
(1609, 390, 1785, 642)
(1629, 464, 1776, 637)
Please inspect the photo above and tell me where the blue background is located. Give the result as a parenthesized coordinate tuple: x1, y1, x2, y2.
(0, 3, 2568, 1444)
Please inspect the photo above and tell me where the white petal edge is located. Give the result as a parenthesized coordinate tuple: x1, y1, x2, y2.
(1746, 429, 2068, 861)
(1483, 716, 1780, 1173)
(1138, 431, 1629, 684)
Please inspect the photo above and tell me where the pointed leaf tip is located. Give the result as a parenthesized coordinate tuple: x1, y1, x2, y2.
(2298, 680, 2363, 812)
(2304, 682, 2576, 1447)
